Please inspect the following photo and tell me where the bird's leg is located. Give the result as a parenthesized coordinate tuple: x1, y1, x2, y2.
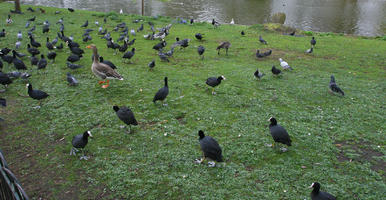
(101, 80, 110, 88)
(79, 149, 89, 160)
(70, 147, 79, 155)
(162, 99, 168, 106)
(211, 88, 216, 95)
(98, 80, 105, 84)
(225, 48, 228, 56)
(217, 50, 220, 55)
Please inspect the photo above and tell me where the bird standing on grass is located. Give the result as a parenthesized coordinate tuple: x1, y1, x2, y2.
(259, 36, 267, 45)
(197, 45, 205, 59)
(206, 76, 225, 95)
(329, 75, 344, 96)
(113, 105, 138, 133)
(309, 182, 336, 200)
(66, 73, 78, 86)
(70, 131, 92, 160)
(87, 44, 123, 88)
(217, 42, 231, 55)
(195, 130, 223, 167)
(26, 83, 49, 108)
(153, 77, 169, 106)
(148, 60, 155, 70)
(279, 58, 293, 70)
(268, 117, 292, 151)
(305, 47, 313, 54)
(254, 69, 265, 79)
(311, 37, 316, 47)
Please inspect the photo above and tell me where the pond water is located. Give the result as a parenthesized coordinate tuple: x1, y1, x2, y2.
(21, 0, 386, 36)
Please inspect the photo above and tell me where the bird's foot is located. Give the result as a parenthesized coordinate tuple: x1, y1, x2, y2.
(211, 92, 216, 95)
(208, 161, 216, 167)
(162, 103, 168, 106)
(33, 106, 41, 109)
(98, 81, 105, 84)
(120, 125, 125, 129)
(280, 147, 288, 152)
(265, 143, 273, 147)
(0, 89, 6, 93)
(194, 158, 203, 164)
(101, 84, 110, 88)
(80, 155, 89, 160)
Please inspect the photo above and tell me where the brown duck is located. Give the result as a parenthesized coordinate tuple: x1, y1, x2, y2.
(86, 44, 123, 88)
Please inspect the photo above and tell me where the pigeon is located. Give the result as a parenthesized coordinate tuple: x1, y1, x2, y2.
(37, 55, 47, 69)
(66, 62, 83, 70)
(15, 41, 21, 49)
(66, 72, 79, 86)
(81, 20, 88, 28)
(212, 19, 220, 28)
(25, 21, 30, 28)
(256, 50, 272, 58)
(17, 31, 22, 40)
(279, 58, 293, 70)
(254, 69, 265, 79)
(329, 75, 344, 96)
(148, 60, 155, 70)
(195, 33, 203, 41)
(259, 36, 267, 45)
(68, 8, 75, 12)
(27, 7, 35, 12)
(241, 30, 245, 36)
(271, 66, 281, 75)
(305, 47, 313, 54)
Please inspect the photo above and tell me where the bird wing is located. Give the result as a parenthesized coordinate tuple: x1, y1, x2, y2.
(153, 87, 169, 101)
(117, 107, 138, 125)
(93, 63, 122, 79)
(329, 83, 344, 95)
(72, 134, 86, 148)
(206, 77, 218, 87)
(270, 125, 291, 145)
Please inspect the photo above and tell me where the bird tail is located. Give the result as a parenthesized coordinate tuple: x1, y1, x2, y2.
(338, 89, 345, 96)
(133, 119, 138, 125)
(217, 156, 224, 162)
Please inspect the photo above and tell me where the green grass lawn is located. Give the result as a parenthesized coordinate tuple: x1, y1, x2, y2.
(0, 3, 385, 199)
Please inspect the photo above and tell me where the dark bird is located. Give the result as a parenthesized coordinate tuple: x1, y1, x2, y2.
(305, 47, 313, 54)
(51, 37, 58, 46)
(70, 130, 92, 160)
(241, 30, 245, 35)
(67, 54, 81, 63)
(27, 44, 40, 56)
(100, 57, 117, 69)
(119, 40, 128, 52)
(0, 71, 12, 91)
(0, 60, 2, 69)
(190, 18, 194, 24)
(0, 29, 6, 37)
(0, 98, 5, 107)
(329, 75, 344, 96)
(309, 182, 336, 200)
(68, 8, 75, 12)
(55, 11, 61, 14)
(259, 35, 267, 45)
(81, 20, 88, 28)
(153, 40, 167, 51)
(29, 36, 41, 48)
(13, 50, 26, 58)
(158, 52, 169, 62)
(148, 60, 155, 70)
(127, 38, 136, 46)
(196, 130, 223, 167)
(39, 8, 46, 13)
(216, 42, 231, 55)
(28, 16, 36, 22)
(212, 19, 220, 28)
(26, 83, 49, 106)
(37, 54, 47, 69)
(195, 33, 203, 41)
(27, 7, 35, 12)
(113, 105, 138, 133)
(153, 77, 169, 105)
(268, 117, 292, 148)
(56, 43, 63, 50)
(47, 52, 57, 62)
(137, 24, 144, 32)
(0, 53, 13, 65)
(66, 72, 79, 86)
(12, 51, 27, 70)
(171, 37, 190, 49)
(254, 69, 265, 79)
(206, 76, 225, 95)
(42, 24, 50, 34)
(46, 37, 54, 50)
(311, 37, 316, 47)
(69, 45, 84, 56)
(271, 65, 281, 75)
(66, 62, 83, 70)
(289, 31, 295, 36)
(256, 49, 272, 58)
(122, 48, 136, 63)
(30, 56, 39, 66)
(197, 45, 205, 59)
(83, 35, 92, 42)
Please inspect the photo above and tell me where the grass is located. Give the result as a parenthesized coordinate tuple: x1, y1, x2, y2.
(0, 2, 385, 199)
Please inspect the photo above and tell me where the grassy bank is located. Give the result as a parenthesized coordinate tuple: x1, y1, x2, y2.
(0, 3, 385, 199)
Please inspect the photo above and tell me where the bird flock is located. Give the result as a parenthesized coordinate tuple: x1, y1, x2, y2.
(0, 6, 345, 199)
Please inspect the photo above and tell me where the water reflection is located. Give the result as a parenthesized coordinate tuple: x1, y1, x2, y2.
(21, 0, 386, 36)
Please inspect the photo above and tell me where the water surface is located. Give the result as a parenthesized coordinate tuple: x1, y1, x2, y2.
(21, 0, 386, 36)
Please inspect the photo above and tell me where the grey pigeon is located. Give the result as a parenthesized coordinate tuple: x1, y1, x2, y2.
(329, 75, 344, 96)
(66, 72, 79, 86)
